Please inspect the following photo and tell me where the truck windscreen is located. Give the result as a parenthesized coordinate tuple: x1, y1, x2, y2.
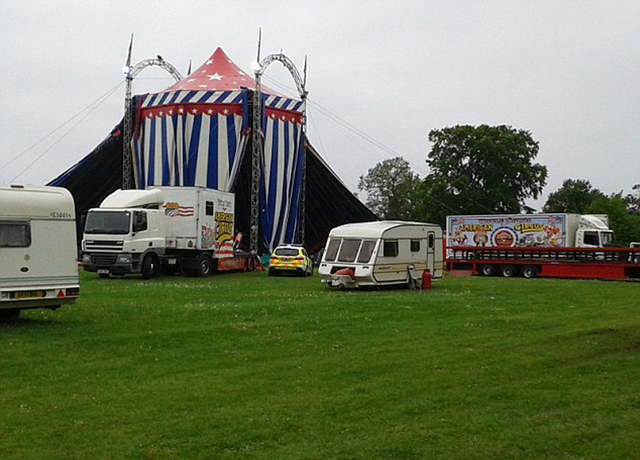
(601, 231, 615, 247)
(84, 211, 131, 235)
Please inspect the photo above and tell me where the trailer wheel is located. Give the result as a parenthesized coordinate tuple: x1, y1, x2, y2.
(502, 265, 517, 278)
(522, 265, 537, 279)
(481, 264, 495, 276)
(99, 273, 110, 279)
(197, 253, 213, 277)
(141, 254, 157, 280)
(0, 309, 20, 322)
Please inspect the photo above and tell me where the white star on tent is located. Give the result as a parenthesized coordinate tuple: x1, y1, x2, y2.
(281, 115, 286, 120)
(147, 113, 153, 118)
(206, 60, 213, 65)
(192, 108, 198, 114)
(178, 108, 184, 114)
(208, 73, 224, 81)
(223, 109, 229, 115)
(168, 109, 173, 115)
(199, 84, 207, 88)
(188, 79, 195, 82)
(207, 109, 213, 114)
(159, 111, 163, 116)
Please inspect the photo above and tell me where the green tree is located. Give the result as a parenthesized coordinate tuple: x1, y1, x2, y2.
(357, 157, 421, 220)
(420, 125, 548, 225)
(542, 179, 604, 213)
(625, 184, 640, 215)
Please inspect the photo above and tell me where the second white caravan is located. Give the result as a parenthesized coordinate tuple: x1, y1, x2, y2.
(318, 221, 443, 289)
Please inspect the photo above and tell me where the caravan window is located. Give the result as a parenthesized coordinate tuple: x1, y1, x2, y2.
(410, 240, 421, 252)
(357, 240, 376, 263)
(324, 238, 341, 262)
(0, 221, 31, 248)
(338, 239, 362, 262)
(383, 240, 398, 257)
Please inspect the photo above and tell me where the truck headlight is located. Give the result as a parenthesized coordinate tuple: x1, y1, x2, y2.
(82, 254, 91, 263)
(116, 254, 132, 264)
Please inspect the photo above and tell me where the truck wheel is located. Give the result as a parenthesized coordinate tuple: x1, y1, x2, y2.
(141, 255, 157, 280)
(481, 264, 495, 276)
(522, 266, 537, 279)
(502, 265, 517, 278)
(197, 253, 213, 277)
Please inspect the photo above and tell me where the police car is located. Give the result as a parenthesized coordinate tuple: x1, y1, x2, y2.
(268, 245, 313, 277)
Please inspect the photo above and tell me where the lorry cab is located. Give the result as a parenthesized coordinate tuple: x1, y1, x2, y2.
(575, 215, 614, 248)
(319, 221, 443, 289)
(82, 189, 166, 278)
(575, 228, 615, 248)
(0, 185, 80, 320)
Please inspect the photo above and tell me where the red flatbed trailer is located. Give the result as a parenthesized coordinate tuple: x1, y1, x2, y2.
(446, 246, 640, 280)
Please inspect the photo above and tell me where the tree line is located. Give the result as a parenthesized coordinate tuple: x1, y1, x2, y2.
(357, 125, 640, 246)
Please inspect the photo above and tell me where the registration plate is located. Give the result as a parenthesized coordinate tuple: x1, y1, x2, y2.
(98, 269, 109, 275)
(15, 290, 45, 300)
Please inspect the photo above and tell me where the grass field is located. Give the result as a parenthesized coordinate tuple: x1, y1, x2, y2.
(1, 271, 639, 459)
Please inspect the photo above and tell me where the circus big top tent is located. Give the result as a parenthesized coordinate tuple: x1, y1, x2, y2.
(50, 48, 376, 253)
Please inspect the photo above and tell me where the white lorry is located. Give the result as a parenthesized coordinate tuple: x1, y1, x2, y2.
(0, 185, 80, 320)
(446, 213, 614, 249)
(318, 221, 443, 289)
(82, 186, 237, 278)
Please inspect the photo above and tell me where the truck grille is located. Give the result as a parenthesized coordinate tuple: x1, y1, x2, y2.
(91, 254, 118, 266)
(85, 240, 124, 250)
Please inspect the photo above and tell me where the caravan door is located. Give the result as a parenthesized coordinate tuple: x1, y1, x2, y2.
(426, 231, 436, 274)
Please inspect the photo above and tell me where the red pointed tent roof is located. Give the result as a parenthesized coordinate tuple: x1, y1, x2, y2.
(163, 47, 282, 96)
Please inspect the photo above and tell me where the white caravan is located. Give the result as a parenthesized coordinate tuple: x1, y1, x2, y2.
(318, 221, 443, 289)
(0, 185, 80, 320)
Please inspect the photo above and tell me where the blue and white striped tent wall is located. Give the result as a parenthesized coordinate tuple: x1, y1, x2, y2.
(132, 89, 249, 193)
(260, 94, 306, 252)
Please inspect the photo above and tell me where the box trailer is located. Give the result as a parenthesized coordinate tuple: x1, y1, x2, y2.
(82, 186, 250, 278)
(446, 213, 613, 249)
(318, 221, 443, 289)
(445, 214, 640, 280)
(0, 185, 80, 320)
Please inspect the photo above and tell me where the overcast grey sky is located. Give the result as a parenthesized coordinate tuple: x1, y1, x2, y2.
(1, 0, 638, 209)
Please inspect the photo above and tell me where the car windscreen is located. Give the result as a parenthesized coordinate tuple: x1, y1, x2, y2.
(337, 239, 362, 262)
(84, 211, 131, 235)
(274, 248, 299, 257)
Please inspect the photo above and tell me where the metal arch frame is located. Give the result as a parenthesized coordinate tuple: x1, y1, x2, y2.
(123, 59, 183, 189)
(250, 52, 308, 255)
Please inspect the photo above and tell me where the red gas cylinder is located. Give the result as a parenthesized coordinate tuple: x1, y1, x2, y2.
(334, 267, 356, 280)
(421, 269, 432, 290)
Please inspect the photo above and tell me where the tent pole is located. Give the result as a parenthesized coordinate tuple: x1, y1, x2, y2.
(250, 31, 263, 256)
(123, 74, 133, 190)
